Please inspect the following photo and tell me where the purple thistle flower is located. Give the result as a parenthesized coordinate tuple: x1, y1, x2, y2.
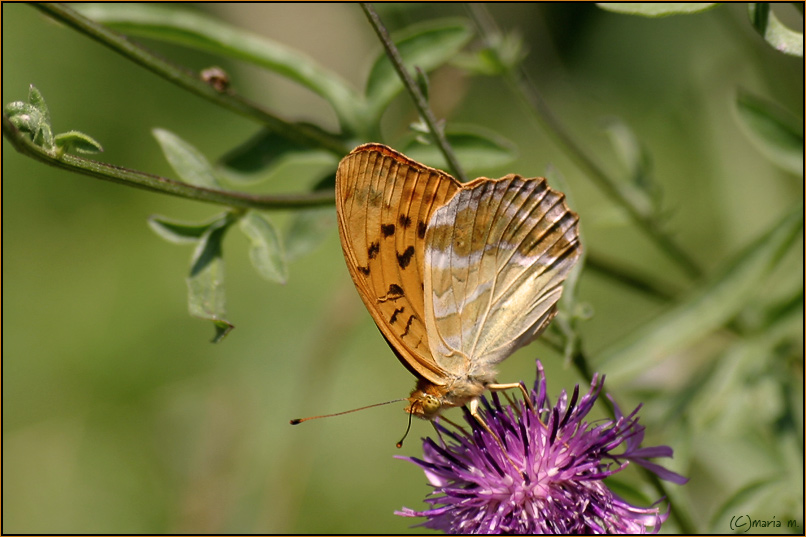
(396, 361, 688, 534)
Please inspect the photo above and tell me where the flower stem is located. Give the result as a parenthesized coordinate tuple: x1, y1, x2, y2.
(360, 3, 468, 183)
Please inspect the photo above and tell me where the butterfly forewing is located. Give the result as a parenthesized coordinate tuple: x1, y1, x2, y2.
(335, 144, 461, 384)
(424, 175, 581, 373)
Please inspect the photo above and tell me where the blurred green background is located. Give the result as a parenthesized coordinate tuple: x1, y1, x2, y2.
(3, 3, 802, 534)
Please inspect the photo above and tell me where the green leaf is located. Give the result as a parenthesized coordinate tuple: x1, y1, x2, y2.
(187, 216, 234, 342)
(27, 84, 51, 125)
(285, 206, 336, 262)
(709, 477, 780, 529)
(451, 32, 526, 76)
(597, 3, 718, 16)
(735, 90, 804, 175)
(239, 211, 288, 284)
(217, 126, 335, 182)
(152, 128, 221, 189)
(748, 3, 804, 57)
(365, 18, 473, 119)
(5, 102, 44, 130)
(600, 205, 803, 382)
(5, 101, 54, 150)
(147, 214, 223, 244)
(53, 130, 104, 154)
(602, 118, 659, 217)
(401, 127, 517, 173)
(72, 3, 363, 132)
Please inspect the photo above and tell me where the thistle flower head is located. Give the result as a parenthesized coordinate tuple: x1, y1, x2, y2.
(396, 361, 688, 534)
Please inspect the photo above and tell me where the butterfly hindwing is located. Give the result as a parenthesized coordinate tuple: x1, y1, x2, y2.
(335, 144, 461, 384)
(424, 175, 581, 374)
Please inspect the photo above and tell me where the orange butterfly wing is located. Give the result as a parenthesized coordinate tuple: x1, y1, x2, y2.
(335, 144, 460, 386)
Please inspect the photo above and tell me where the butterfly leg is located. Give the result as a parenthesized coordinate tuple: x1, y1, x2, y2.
(487, 381, 534, 412)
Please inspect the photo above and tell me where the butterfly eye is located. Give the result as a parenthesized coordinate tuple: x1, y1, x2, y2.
(422, 394, 441, 415)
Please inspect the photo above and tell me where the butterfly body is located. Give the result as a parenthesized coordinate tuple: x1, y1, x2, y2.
(336, 144, 581, 421)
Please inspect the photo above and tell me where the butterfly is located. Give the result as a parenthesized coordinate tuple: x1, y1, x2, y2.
(334, 143, 581, 425)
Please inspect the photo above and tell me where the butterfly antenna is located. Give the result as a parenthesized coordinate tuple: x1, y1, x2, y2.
(396, 409, 414, 448)
(290, 398, 407, 425)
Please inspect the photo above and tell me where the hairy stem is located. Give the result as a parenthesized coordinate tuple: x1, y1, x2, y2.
(3, 116, 334, 210)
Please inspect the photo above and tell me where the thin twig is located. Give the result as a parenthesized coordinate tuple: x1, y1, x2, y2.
(360, 3, 467, 182)
(32, 3, 348, 156)
(3, 116, 334, 210)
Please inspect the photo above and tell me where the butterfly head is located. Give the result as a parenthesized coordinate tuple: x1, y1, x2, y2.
(405, 379, 445, 419)
(405, 377, 490, 420)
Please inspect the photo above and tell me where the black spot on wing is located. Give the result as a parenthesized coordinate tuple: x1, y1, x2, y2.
(381, 224, 396, 237)
(397, 246, 415, 269)
(368, 241, 380, 260)
(399, 214, 412, 228)
(358, 265, 370, 276)
(388, 283, 404, 298)
(401, 315, 415, 337)
(390, 306, 405, 324)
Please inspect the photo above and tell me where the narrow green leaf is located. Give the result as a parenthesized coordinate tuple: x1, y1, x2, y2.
(735, 90, 803, 175)
(152, 128, 221, 189)
(72, 3, 363, 131)
(187, 217, 234, 342)
(27, 84, 51, 125)
(54, 130, 104, 154)
(285, 206, 336, 262)
(147, 214, 222, 244)
(602, 118, 658, 217)
(239, 211, 288, 284)
(597, 3, 718, 16)
(365, 18, 473, 119)
(600, 205, 803, 382)
(401, 127, 517, 173)
(748, 3, 804, 57)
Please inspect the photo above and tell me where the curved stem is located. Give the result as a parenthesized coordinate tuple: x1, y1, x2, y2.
(32, 3, 348, 156)
(360, 3, 467, 182)
(3, 116, 334, 210)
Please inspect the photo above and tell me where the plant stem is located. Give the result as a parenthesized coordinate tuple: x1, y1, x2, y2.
(3, 116, 334, 210)
(360, 3, 468, 183)
(32, 3, 348, 156)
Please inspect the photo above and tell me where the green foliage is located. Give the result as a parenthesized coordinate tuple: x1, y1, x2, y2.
(748, 2, 804, 57)
(186, 213, 236, 342)
(3, 3, 802, 535)
(239, 211, 288, 285)
(53, 131, 104, 154)
(735, 90, 803, 175)
(152, 128, 222, 189)
(5, 85, 103, 156)
(364, 18, 473, 121)
(599, 2, 803, 57)
(597, 3, 718, 17)
(601, 206, 803, 381)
